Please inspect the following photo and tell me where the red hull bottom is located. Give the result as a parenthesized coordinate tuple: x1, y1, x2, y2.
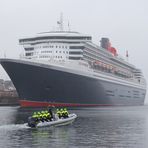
(19, 100, 113, 107)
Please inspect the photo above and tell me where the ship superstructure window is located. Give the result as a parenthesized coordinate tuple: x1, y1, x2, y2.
(69, 57, 82, 60)
(26, 53, 33, 56)
(19, 36, 92, 43)
(41, 51, 52, 53)
(70, 46, 84, 49)
(39, 55, 51, 58)
(24, 47, 34, 51)
(69, 51, 82, 54)
(42, 45, 55, 48)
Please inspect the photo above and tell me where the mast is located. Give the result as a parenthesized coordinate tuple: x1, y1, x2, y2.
(57, 13, 64, 31)
(68, 20, 71, 31)
(126, 50, 129, 61)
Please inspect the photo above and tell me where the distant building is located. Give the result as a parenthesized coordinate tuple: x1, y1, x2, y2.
(4, 80, 16, 91)
(0, 79, 5, 91)
(0, 79, 16, 91)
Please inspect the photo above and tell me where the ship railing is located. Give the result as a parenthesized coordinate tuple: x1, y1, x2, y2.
(51, 59, 92, 72)
(29, 58, 93, 72)
(92, 68, 145, 85)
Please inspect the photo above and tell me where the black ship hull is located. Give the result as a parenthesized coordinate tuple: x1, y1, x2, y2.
(0, 59, 146, 107)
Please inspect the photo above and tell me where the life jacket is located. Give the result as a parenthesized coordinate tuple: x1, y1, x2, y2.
(57, 110, 61, 116)
(32, 114, 36, 118)
(43, 113, 46, 119)
(61, 110, 65, 116)
(39, 114, 43, 119)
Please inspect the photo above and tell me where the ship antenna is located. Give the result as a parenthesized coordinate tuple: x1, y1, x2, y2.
(126, 50, 129, 61)
(4, 51, 6, 58)
(57, 13, 64, 31)
(68, 20, 71, 31)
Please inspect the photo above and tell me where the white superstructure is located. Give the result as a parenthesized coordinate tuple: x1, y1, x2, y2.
(20, 31, 91, 62)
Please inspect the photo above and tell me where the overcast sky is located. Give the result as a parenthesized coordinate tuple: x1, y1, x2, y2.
(0, 0, 148, 101)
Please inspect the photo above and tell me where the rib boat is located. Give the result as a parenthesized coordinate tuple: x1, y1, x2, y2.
(27, 113, 77, 128)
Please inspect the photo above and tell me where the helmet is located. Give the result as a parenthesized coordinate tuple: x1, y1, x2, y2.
(38, 112, 40, 114)
(41, 111, 44, 114)
(45, 111, 48, 113)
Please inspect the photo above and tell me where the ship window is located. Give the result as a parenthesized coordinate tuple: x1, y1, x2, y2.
(69, 51, 82, 54)
(69, 57, 81, 60)
(19, 36, 91, 42)
(24, 48, 34, 51)
(26, 53, 32, 56)
(70, 46, 84, 49)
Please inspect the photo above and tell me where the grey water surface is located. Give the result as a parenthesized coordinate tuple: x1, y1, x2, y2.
(0, 106, 148, 148)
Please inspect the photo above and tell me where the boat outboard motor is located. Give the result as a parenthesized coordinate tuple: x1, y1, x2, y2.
(28, 117, 37, 127)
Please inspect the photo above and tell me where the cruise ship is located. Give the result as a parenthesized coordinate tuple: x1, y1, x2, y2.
(0, 22, 146, 107)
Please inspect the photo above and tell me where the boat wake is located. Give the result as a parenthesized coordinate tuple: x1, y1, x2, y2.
(0, 123, 30, 131)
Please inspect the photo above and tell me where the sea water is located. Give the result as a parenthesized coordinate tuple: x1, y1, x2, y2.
(0, 106, 148, 148)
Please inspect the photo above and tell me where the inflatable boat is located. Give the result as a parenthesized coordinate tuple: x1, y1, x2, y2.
(28, 113, 77, 128)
